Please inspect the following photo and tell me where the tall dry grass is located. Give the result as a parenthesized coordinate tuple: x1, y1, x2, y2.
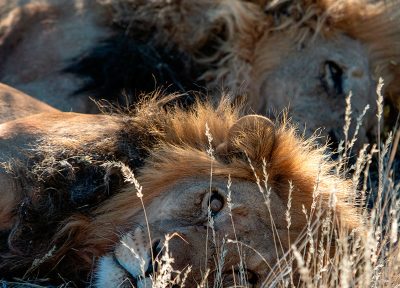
(1, 80, 399, 288)
(128, 79, 400, 288)
(270, 78, 400, 288)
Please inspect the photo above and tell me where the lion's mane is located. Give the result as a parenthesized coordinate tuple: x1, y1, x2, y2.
(103, 0, 400, 107)
(1, 94, 359, 283)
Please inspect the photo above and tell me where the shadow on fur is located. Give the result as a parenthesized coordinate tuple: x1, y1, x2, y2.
(64, 32, 207, 108)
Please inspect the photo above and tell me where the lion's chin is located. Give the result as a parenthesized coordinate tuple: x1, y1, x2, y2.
(95, 255, 130, 288)
(95, 255, 153, 288)
(95, 254, 262, 288)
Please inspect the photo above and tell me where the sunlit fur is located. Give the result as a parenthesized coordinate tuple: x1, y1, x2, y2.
(57, 98, 360, 273)
(81, 96, 359, 244)
(0, 94, 359, 283)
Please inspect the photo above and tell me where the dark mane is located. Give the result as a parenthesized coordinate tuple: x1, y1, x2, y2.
(64, 29, 207, 107)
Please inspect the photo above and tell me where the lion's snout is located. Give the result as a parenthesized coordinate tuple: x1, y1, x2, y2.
(96, 227, 164, 287)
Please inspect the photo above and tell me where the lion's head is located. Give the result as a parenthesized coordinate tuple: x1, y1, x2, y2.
(0, 95, 358, 285)
(106, 0, 400, 147)
(89, 98, 360, 286)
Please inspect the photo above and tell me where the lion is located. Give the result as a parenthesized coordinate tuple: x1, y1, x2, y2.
(107, 0, 400, 146)
(2, 0, 399, 146)
(0, 94, 359, 286)
(0, 0, 400, 144)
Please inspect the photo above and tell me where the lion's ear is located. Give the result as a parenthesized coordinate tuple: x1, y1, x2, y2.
(217, 115, 275, 162)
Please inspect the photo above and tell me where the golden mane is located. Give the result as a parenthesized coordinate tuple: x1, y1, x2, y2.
(64, 95, 359, 260)
(1, 94, 360, 283)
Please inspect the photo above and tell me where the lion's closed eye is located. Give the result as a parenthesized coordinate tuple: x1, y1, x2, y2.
(320, 60, 345, 96)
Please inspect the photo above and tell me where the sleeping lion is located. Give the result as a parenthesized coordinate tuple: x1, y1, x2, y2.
(0, 92, 359, 286)
(1, 0, 399, 147)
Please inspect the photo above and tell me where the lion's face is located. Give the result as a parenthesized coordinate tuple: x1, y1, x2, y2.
(254, 34, 376, 147)
(91, 109, 359, 287)
(96, 177, 283, 287)
(0, 98, 359, 285)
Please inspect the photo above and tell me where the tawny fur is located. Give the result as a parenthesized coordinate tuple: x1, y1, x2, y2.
(102, 0, 400, 146)
(0, 82, 59, 124)
(2, 1, 399, 115)
(108, 0, 400, 103)
(0, 94, 359, 284)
